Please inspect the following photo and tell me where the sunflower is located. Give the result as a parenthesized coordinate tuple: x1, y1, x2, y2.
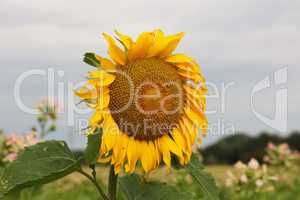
(75, 30, 208, 174)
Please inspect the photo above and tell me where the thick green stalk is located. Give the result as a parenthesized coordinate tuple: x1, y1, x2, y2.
(108, 165, 118, 200)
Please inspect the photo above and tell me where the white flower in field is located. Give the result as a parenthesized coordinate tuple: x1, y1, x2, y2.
(240, 174, 248, 183)
(256, 179, 264, 187)
(248, 158, 259, 170)
(234, 161, 247, 170)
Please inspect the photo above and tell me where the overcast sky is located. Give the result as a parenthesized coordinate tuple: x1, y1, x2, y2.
(0, 0, 299, 148)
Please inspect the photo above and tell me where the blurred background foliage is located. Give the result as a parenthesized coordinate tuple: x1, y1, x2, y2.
(201, 131, 300, 164)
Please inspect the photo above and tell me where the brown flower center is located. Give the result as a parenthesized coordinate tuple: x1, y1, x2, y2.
(108, 58, 184, 140)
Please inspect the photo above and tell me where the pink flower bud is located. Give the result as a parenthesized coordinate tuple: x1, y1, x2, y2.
(267, 142, 275, 150)
(4, 152, 18, 162)
(6, 133, 19, 145)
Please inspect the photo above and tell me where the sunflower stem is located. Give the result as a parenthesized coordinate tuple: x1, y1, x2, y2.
(78, 169, 109, 200)
(108, 165, 118, 200)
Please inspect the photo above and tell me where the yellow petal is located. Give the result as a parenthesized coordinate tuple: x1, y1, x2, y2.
(165, 53, 194, 64)
(140, 141, 155, 173)
(178, 70, 202, 83)
(183, 85, 206, 99)
(158, 32, 185, 58)
(146, 30, 166, 57)
(128, 32, 154, 61)
(201, 83, 208, 95)
(166, 54, 199, 70)
(184, 84, 207, 113)
(102, 114, 120, 152)
(125, 138, 139, 173)
(102, 33, 126, 65)
(182, 152, 192, 165)
(111, 133, 128, 166)
(88, 71, 116, 86)
(89, 111, 102, 127)
(157, 137, 171, 168)
(184, 116, 198, 143)
(148, 141, 158, 169)
(75, 85, 97, 100)
(114, 30, 133, 50)
(184, 107, 208, 137)
(174, 63, 200, 75)
(185, 93, 202, 112)
(171, 128, 187, 153)
(114, 163, 122, 174)
(165, 136, 183, 157)
(75, 85, 110, 110)
(96, 93, 110, 109)
(179, 119, 192, 148)
(100, 138, 107, 154)
(118, 134, 129, 164)
(153, 141, 161, 166)
(171, 128, 190, 166)
(157, 136, 183, 168)
(184, 107, 206, 126)
(95, 55, 116, 71)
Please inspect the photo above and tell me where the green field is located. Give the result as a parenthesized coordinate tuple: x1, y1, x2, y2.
(4, 165, 299, 200)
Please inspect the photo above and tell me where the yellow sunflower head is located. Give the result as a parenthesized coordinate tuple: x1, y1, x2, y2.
(75, 30, 208, 174)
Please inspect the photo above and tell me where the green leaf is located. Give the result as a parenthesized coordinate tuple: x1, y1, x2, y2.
(186, 154, 220, 200)
(119, 174, 194, 200)
(0, 140, 80, 198)
(83, 52, 100, 68)
(84, 128, 102, 165)
(1, 192, 20, 200)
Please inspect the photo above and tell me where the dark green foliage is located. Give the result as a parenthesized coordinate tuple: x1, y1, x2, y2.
(119, 174, 195, 200)
(202, 131, 300, 164)
(118, 154, 220, 200)
(83, 52, 100, 68)
(285, 132, 300, 150)
(84, 129, 102, 165)
(186, 154, 220, 200)
(0, 141, 80, 198)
